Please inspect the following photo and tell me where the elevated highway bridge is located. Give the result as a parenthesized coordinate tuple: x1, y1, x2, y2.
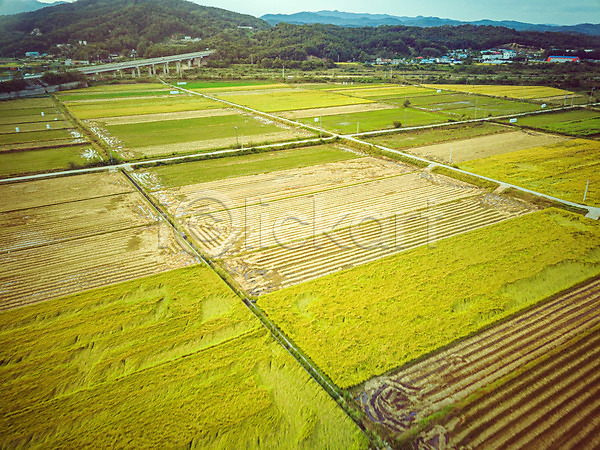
(76, 50, 214, 78)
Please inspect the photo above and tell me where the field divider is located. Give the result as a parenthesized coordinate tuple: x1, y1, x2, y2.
(49, 94, 113, 163)
(119, 167, 383, 448)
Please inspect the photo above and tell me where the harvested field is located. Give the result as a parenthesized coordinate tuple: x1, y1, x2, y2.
(0, 192, 152, 252)
(96, 108, 236, 126)
(0, 173, 196, 309)
(225, 193, 532, 295)
(0, 172, 131, 212)
(405, 129, 570, 163)
(159, 156, 533, 295)
(154, 157, 409, 216)
(0, 225, 195, 310)
(356, 277, 600, 449)
(278, 102, 394, 120)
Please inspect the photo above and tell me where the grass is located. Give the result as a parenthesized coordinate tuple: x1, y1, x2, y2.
(364, 122, 507, 150)
(106, 113, 286, 148)
(0, 145, 99, 178)
(507, 109, 600, 136)
(259, 209, 600, 388)
(298, 108, 449, 133)
(65, 96, 223, 119)
(459, 138, 600, 206)
(144, 145, 358, 189)
(184, 80, 276, 90)
(0, 265, 367, 448)
(424, 84, 573, 100)
(216, 88, 372, 112)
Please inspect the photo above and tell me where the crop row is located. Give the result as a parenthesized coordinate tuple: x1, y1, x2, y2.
(186, 172, 482, 258)
(0, 193, 155, 252)
(0, 225, 194, 310)
(157, 157, 410, 214)
(358, 278, 600, 437)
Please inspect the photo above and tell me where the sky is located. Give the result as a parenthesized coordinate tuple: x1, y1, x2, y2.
(37, 0, 600, 25)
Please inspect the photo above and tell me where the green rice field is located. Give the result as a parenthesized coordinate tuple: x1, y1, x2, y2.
(364, 122, 508, 149)
(0, 145, 100, 177)
(298, 107, 449, 133)
(216, 88, 372, 112)
(507, 109, 600, 136)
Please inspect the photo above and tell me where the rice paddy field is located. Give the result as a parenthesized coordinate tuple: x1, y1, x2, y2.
(297, 107, 449, 133)
(3, 79, 600, 447)
(0, 172, 196, 310)
(505, 108, 600, 137)
(0, 266, 367, 448)
(60, 84, 313, 159)
(424, 84, 575, 100)
(459, 139, 600, 206)
(359, 277, 600, 448)
(259, 208, 600, 388)
(214, 87, 373, 112)
(0, 97, 103, 177)
(364, 122, 508, 150)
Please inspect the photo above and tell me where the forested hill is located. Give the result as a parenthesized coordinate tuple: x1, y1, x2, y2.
(1, 0, 599, 62)
(0, 0, 267, 57)
(218, 23, 600, 64)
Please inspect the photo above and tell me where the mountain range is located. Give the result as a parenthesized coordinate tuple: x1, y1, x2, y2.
(0, 0, 65, 16)
(261, 10, 600, 36)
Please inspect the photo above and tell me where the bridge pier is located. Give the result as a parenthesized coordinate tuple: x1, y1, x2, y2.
(176, 61, 181, 76)
(188, 59, 192, 69)
(137, 66, 141, 78)
(131, 69, 136, 78)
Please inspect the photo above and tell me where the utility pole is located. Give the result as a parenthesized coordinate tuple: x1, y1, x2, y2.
(583, 180, 590, 203)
